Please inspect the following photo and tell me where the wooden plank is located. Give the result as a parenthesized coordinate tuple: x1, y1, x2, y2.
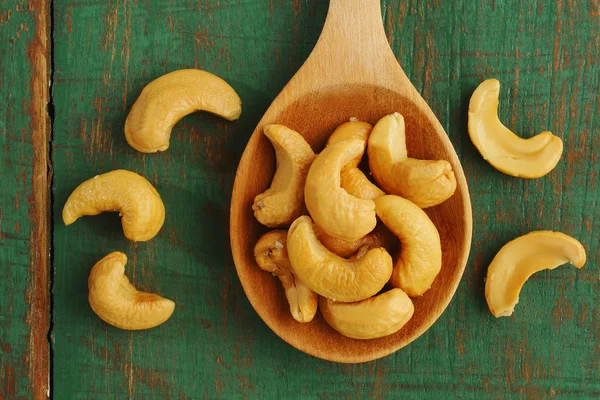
(51, 0, 599, 399)
(0, 0, 51, 399)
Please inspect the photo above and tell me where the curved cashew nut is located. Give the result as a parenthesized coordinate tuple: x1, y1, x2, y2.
(320, 289, 414, 339)
(88, 252, 175, 330)
(485, 231, 586, 317)
(305, 139, 377, 241)
(327, 121, 385, 200)
(125, 69, 242, 153)
(374, 195, 442, 297)
(253, 124, 315, 227)
(326, 121, 372, 170)
(314, 223, 397, 258)
(340, 168, 386, 200)
(368, 113, 457, 208)
(254, 230, 318, 323)
(62, 170, 165, 242)
(468, 79, 563, 178)
(287, 216, 393, 302)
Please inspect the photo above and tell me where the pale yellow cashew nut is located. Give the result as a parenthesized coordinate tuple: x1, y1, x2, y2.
(253, 124, 315, 228)
(88, 252, 175, 330)
(287, 216, 393, 302)
(485, 231, 586, 317)
(305, 139, 377, 241)
(62, 170, 165, 242)
(327, 121, 385, 200)
(320, 288, 414, 340)
(254, 230, 318, 323)
(374, 195, 442, 297)
(313, 223, 397, 259)
(368, 113, 456, 208)
(326, 121, 372, 170)
(468, 79, 564, 178)
(340, 168, 385, 200)
(125, 69, 242, 153)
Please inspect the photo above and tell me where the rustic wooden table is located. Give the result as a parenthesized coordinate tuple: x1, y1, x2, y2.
(1, 0, 599, 399)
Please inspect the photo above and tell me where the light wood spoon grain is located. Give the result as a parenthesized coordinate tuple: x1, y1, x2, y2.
(230, 0, 473, 363)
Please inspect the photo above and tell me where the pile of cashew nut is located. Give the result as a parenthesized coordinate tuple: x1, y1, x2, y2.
(254, 80, 588, 334)
(63, 69, 242, 330)
(253, 114, 456, 339)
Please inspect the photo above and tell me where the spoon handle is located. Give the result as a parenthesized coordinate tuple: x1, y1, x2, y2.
(323, 0, 388, 45)
(304, 0, 403, 86)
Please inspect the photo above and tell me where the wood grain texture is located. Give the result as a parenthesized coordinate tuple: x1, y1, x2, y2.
(48, 0, 599, 399)
(0, 0, 51, 399)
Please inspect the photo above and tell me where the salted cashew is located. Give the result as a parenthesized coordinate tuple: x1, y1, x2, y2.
(485, 231, 586, 318)
(305, 139, 377, 241)
(374, 195, 442, 297)
(368, 113, 457, 208)
(254, 230, 318, 323)
(287, 216, 392, 302)
(327, 121, 385, 200)
(468, 79, 563, 178)
(88, 252, 175, 330)
(125, 69, 242, 153)
(314, 223, 397, 258)
(253, 124, 315, 227)
(62, 170, 165, 242)
(320, 288, 414, 339)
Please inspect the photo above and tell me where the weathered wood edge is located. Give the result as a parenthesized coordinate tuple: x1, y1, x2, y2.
(25, 0, 51, 398)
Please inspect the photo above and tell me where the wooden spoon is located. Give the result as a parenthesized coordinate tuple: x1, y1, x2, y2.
(230, 0, 472, 363)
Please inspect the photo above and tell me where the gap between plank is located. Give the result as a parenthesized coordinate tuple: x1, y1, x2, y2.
(47, 0, 56, 397)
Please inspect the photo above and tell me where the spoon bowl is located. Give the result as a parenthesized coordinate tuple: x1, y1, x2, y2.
(231, 0, 472, 363)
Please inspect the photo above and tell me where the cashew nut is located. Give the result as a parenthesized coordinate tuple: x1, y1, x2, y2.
(314, 223, 397, 258)
(125, 69, 242, 153)
(320, 289, 414, 339)
(485, 231, 586, 318)
(468, 79, 563, 178)
(374, 195, 442, 297)
(88, 252, 175, 330)
(287, 216, 393, 302)
(327, 121, 385, 200)
(368, 113, 457, 208)
(326, 121, 372, 170)
(305, 139, 377, 241)
(62, 170, 165, 242)
(253, 124, 315, 227)
(340, 168, 386, 200)
(254, 230, 318, 323)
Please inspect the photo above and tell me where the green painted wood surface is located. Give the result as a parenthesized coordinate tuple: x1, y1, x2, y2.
(1, 0, 598, 398)
(0, 1, 50, 399)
